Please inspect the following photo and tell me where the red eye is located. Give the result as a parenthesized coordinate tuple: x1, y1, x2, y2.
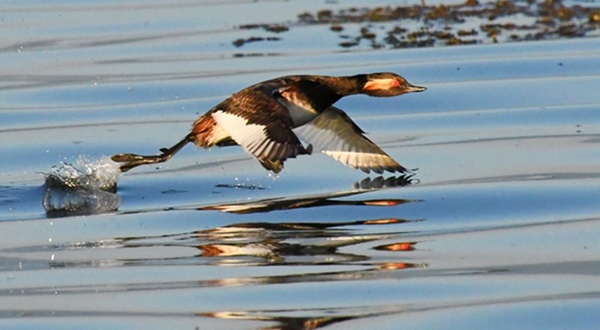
(390, 79, 400, 87)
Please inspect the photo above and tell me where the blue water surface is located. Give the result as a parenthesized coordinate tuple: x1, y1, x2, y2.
(1, 1, 600, 329)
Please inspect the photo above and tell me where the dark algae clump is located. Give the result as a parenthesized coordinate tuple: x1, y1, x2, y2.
(234, 0, 600, 50)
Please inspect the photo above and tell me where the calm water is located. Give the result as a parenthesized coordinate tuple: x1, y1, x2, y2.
(2, 1, 600, 329)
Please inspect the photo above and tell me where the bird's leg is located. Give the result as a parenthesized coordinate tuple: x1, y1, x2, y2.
(111, 134, 194, 172)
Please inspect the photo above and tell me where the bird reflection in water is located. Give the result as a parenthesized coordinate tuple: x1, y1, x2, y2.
(112, 173, 423, 267)
(193, 221, 424, 329)
(198, 301, 418, 329)
(199, 310, 358, 330)
(194, 218, 419, 265)
(43, 171, 426, 330)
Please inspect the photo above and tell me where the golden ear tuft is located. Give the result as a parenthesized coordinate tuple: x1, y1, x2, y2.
(363, 78, 393, 91)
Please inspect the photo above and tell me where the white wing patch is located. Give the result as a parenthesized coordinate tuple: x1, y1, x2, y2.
(293, 107, 406, 174)
(211, 110, 304, 162)
(212, 110, 269, 156)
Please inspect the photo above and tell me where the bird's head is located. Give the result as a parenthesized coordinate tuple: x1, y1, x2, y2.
(361, 72, 426, 97)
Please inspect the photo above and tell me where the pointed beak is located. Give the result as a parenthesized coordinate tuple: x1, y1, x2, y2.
(407, 84, 427, 93)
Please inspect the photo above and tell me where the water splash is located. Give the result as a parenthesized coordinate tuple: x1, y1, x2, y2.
(45, 155, 121, 191)
(42, 156, 121, 216)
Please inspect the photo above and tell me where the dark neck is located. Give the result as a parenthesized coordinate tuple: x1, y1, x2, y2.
(310, 74, 367, 97)
(304, 75, 366, 112)
(277, 74, 368, 113)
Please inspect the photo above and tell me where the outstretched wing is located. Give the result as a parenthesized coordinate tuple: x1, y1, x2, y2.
(210, 90, 310, 173)
(293, 106, 407, 174)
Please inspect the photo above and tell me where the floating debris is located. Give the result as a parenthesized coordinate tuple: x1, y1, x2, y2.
(238, 23, 289, 33)
(233, 0, 599, 51)
(232, 36, 281, 47)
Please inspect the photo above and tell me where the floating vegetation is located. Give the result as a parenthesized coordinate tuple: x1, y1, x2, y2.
(235, 0, 600, 50)
(232, 36, 281, 47)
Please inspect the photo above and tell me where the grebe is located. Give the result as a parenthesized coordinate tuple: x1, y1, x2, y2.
(112, 72, 426, 174)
